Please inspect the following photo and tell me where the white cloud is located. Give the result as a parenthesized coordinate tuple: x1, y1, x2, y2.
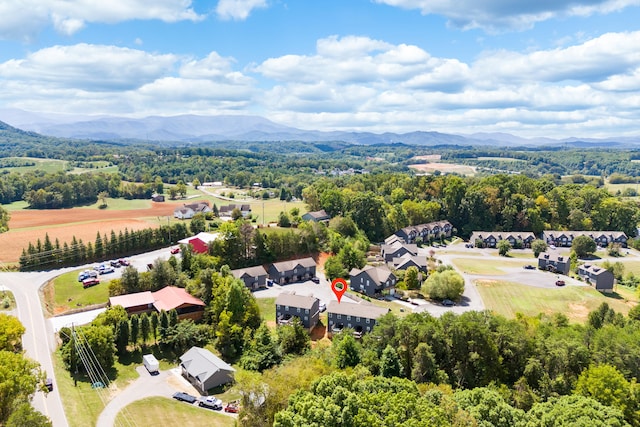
(0, 0, 201, 39)
(0, 44, 256, 116)
(216, 0, 268, 20)
(252, 32, 640, 137)
(374, 0, 640, 31)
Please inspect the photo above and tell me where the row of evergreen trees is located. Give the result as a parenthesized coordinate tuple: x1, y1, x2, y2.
(19, 223, 190, 271)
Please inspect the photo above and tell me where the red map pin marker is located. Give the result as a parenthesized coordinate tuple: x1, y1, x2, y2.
(331, 278, 348, 303)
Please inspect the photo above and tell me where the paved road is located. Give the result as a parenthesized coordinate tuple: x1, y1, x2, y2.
(95, 367, 176, 427)
(1, 247, 175, 427)
(2, 270, 72, 427)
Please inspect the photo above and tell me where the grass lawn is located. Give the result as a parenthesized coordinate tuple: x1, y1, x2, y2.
(0, 157, 69, 174)
(114, 397, 235, 427)
(256, 297, 276, 323)
(476, 279, 636, 322)
(0, 290, 16, 310)
(46, 270, 111, 314)
(80, 197, 152, 210)
(357, 294, 409, 317)
(451, 258, 515, 275)
(54, 349, 179, 427)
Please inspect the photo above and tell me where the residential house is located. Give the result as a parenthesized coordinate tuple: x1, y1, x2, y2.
(470, 231, 536, 248)
(275, 291, 320, 331)
(349, 265, 396, 297)
(578, 264, 615, 292)
(151, 194, 165, 202)
(537, 252, 571, 275)
(327, 301, 390, 338)
(391, 254, 428, 274)
(108, 291, 154, 316)
(394, 220, 453, 244)
(380, 241, 418, 263)
(231, 265, 268, 291)
(301, 210, 331, 223)
(108, 286, 205, 320)
(219, 204, 252, 218)
(542, 231, 628, 248)
(152, 286, 206, 321)
(268, 257, 317, 285)
(179, 347, 235, 394)
(173, 202, 212, 219)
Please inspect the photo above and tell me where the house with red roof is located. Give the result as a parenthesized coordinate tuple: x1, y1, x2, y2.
(108, 286, 206, 321)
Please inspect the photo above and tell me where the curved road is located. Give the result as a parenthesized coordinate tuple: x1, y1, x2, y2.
(1, 247, 175, 427)
(2, 270, 72, 427)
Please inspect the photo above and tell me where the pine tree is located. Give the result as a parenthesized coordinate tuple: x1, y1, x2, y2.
(130, 315, 139, 348)
(150, 311, 159, 344)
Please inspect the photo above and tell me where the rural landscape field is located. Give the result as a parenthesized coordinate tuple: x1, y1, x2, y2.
(4, 1, 640, 425)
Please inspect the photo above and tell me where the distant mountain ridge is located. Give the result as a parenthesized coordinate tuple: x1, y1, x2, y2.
(2, 108, 640, 147)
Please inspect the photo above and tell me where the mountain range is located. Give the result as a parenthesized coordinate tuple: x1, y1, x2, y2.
(2, 108, 640, 147)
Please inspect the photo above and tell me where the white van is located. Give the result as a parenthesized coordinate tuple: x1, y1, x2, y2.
(142, 354, 159, 374)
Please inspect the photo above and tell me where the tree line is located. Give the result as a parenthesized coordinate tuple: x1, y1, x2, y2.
(19, 223, 190, 271)
(236, 303, 640, 426)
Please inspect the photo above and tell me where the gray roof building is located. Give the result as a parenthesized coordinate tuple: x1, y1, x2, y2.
(327, 301, 390, 338)
(179, 347, 235, 394)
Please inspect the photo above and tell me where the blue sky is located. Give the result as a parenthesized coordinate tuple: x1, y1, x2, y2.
(1, 0, 640, 138)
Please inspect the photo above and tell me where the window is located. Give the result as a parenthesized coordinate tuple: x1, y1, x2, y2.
(337, 314, 342, 319)
(304, 316, 308, 321)
(276, 305, 280, 309)
(347, 315, 351, 321)
(285, 306, 289, 310)
(356, 317, 360, 322)
(297, 307, 301, 313)
(305, 309, 309, 314)
(366, 318, 370, 324)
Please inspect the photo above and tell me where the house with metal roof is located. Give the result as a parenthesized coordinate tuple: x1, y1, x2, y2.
(301, 209, 331, 223)
(179, 347, 235, 394)
(108, 286, 205, 321)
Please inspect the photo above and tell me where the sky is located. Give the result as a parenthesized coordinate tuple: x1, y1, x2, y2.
(1, 0, 640, 138)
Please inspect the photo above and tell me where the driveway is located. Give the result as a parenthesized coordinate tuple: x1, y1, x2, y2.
(252, 272, 357, 306)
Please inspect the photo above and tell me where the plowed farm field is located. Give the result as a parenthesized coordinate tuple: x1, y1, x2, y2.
(0, 202, 181, 264)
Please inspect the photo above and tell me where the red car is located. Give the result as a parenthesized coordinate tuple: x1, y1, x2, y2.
(82, 278, 100, 288)
(224, 401, 240, 413)
(170, 247, 180, 254)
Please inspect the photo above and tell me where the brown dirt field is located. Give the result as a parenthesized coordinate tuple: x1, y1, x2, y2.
(0, 202, 181, 263)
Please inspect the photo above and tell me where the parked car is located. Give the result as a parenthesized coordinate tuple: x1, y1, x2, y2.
(45, 378, 53, 391)
(266, 279, 274, 287)
(555, 280, 566, 287)
(82, 278, 100, 289)
(172, 392, 197, 403)
(118, 259, 130, 266)
(523, 264, 535, 270)
(198, 396, 223, 410)
(441, 299, 455, 307)
(170, 246, 180, 254)
(319, 303, 326, 313)
(110, 260, 121, 268)
(224, 400, 240, 413)
(311, 277, 320, 284)
(78, 270, 98, 282)
(99, 264, 115, 274)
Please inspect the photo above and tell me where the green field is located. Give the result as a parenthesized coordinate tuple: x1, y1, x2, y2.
(80, 197, 153, 210)
(451, 258, 524, 275)
(115, 397, 235, 427)
(48, 269, 111, 314)
(476, 157, 526, 162)
(0, 157, 69, 174)
(476, 279, 635, 322)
